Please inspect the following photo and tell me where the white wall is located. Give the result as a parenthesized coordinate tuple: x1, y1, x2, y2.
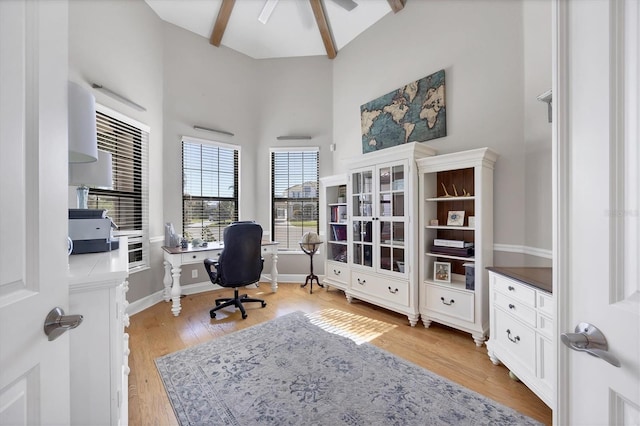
(161, 24, 334, 283)
(68, 0, 165, 302)
(523, 0, 552, 257)
(332, 0, 551, 261)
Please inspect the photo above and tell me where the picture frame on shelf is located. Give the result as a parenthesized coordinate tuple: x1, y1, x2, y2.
(434, 261, 451, 283)
(468, 216, 475, 228)
(447, 210, 465, 226)
(430, 219, 439, 226)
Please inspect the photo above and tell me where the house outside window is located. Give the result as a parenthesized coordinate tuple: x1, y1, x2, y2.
(87, 105, 149, 270)
(271, 148, 319, 250)
(182, 137, 239, 242)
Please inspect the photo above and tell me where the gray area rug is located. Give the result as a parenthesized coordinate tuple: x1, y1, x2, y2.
(155, 311, 541, 425)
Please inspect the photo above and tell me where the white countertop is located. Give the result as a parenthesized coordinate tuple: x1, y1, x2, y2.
(68, 237, 129, 288)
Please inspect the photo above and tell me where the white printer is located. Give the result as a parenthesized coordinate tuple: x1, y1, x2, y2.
(69, 209, 119, 254)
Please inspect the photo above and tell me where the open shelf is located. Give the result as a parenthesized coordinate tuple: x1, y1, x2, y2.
(426, 196, 475, 202)
(426, 225, 474, 231)
(425, 252, 475, 262)
(424, 277, 470, 292)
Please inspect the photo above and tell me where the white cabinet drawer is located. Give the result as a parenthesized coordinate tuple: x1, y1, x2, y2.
(425, 284, 474, 322)
(493, 291, 536, 327)
(493, 274, 536, 307)
(182, 250, 220, 264)
(493, 309, 536, 374)
(352, 272, 409, 307)
(326, 261, 350, 285)
(538, 292, 553, 316)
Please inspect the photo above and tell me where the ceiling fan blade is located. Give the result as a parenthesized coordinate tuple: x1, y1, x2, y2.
(330, 0, 358, 11)
(258, 0, 279, 24)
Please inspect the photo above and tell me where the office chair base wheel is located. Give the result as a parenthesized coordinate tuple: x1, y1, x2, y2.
(261, 301, 267, 308)
(210, 311, 216, 319)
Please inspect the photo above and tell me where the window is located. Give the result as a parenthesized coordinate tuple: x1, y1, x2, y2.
(88, 105, 149, 270)
(182, 138, 239, 242)
(271, 148, 319, 250)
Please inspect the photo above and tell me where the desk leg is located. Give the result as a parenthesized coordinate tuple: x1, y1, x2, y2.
(162, 260, 172, 302)
(170, 266, 182, 316)
(270, 251, 279, 292)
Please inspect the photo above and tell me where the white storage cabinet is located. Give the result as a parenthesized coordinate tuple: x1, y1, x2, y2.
(347, 142, 435, 326)
(417, 148, 498, 345)
(68, 239, 130, 426)
(486, 267, 554, 408)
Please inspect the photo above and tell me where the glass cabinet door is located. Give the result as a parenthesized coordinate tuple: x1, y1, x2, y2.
(378, 164, 406, 273)
(350, 162, 407, 274)
(351, 169, 374, 269)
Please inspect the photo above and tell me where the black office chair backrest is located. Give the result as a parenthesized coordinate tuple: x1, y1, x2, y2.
(217, 221, 264, 287)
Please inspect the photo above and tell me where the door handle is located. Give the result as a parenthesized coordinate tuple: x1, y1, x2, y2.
(561, 322, 621, 367)
(44, 307, 83, 341)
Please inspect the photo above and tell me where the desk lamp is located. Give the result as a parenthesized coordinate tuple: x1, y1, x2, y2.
(68, 81, 98, 163)
(69, 149, 113, 209)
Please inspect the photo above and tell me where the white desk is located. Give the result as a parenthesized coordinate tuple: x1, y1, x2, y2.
(162, 241, 279, 316)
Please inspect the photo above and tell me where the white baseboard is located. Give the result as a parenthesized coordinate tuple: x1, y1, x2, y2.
(126, 275, 311, 316)
(493, 244, 553, 259)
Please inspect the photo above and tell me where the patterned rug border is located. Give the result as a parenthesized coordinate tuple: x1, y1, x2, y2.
(155, 310, 541, 426)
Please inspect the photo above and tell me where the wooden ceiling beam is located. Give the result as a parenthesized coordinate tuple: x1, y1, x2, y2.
(309, 0, 337, 59)
(387, 0, 406, 13)
(210, 0, 236, 46)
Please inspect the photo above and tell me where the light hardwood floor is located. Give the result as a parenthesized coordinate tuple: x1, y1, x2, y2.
(128, 282, 552, 425)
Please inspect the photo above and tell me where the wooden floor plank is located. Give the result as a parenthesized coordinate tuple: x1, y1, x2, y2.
(128, 282, 552, 425)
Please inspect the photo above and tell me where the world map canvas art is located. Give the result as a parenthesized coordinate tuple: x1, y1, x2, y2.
(360, 69, 446, 153)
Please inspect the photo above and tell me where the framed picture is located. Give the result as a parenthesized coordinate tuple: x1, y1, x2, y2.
(434, 261, 451, 283)
(447, 210, 465, 226)
(468, 216, 476, 228)
(430, 219, 439, 226)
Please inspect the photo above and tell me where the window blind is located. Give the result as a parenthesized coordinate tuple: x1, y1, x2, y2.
(271, 149, 319, 250)
(88, 108, 149, 270)
(182, 139, 239, 242)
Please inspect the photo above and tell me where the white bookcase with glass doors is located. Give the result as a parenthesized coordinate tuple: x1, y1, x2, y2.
(347, 142, 435, 326)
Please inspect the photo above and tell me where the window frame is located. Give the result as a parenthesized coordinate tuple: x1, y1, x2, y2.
(88, 104, 150, 271)
(181, 136, 241, 243)
(270, 147, 320, 252)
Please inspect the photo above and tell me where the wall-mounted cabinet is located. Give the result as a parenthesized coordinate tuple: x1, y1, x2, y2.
(347, 142, 436, 326)
(417, 148, 498, 345)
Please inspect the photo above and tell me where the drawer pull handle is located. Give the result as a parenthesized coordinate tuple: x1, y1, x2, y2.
(357, 278, 366, 285)
(506, 329, 520, 343)
(508, 285, 515, 291)
(440, 297, 455, 306)
(388, 286, 398, 294)
(333, 269, 341, 275)
(508, 304, 516, 310)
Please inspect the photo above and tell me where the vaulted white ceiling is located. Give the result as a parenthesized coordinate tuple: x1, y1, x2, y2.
(144, 0, 400, 59)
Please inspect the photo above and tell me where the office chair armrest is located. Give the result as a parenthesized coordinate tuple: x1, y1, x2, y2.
(203, 257, 220, 283)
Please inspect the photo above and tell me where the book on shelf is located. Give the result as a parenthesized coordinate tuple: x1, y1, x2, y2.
(430, 245, 474, 257)
(331, 224, 347, 241)
(433, 239, 474, 248)
(330, 205, 348, 223)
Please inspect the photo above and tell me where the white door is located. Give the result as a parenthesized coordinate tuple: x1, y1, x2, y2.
(0, 1, 71, 424)
(555, 0, 640, 424)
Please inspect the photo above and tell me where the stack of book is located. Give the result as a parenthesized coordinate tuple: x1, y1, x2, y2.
(430, 239, 474, 257)
(330, 205, 347, 223)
